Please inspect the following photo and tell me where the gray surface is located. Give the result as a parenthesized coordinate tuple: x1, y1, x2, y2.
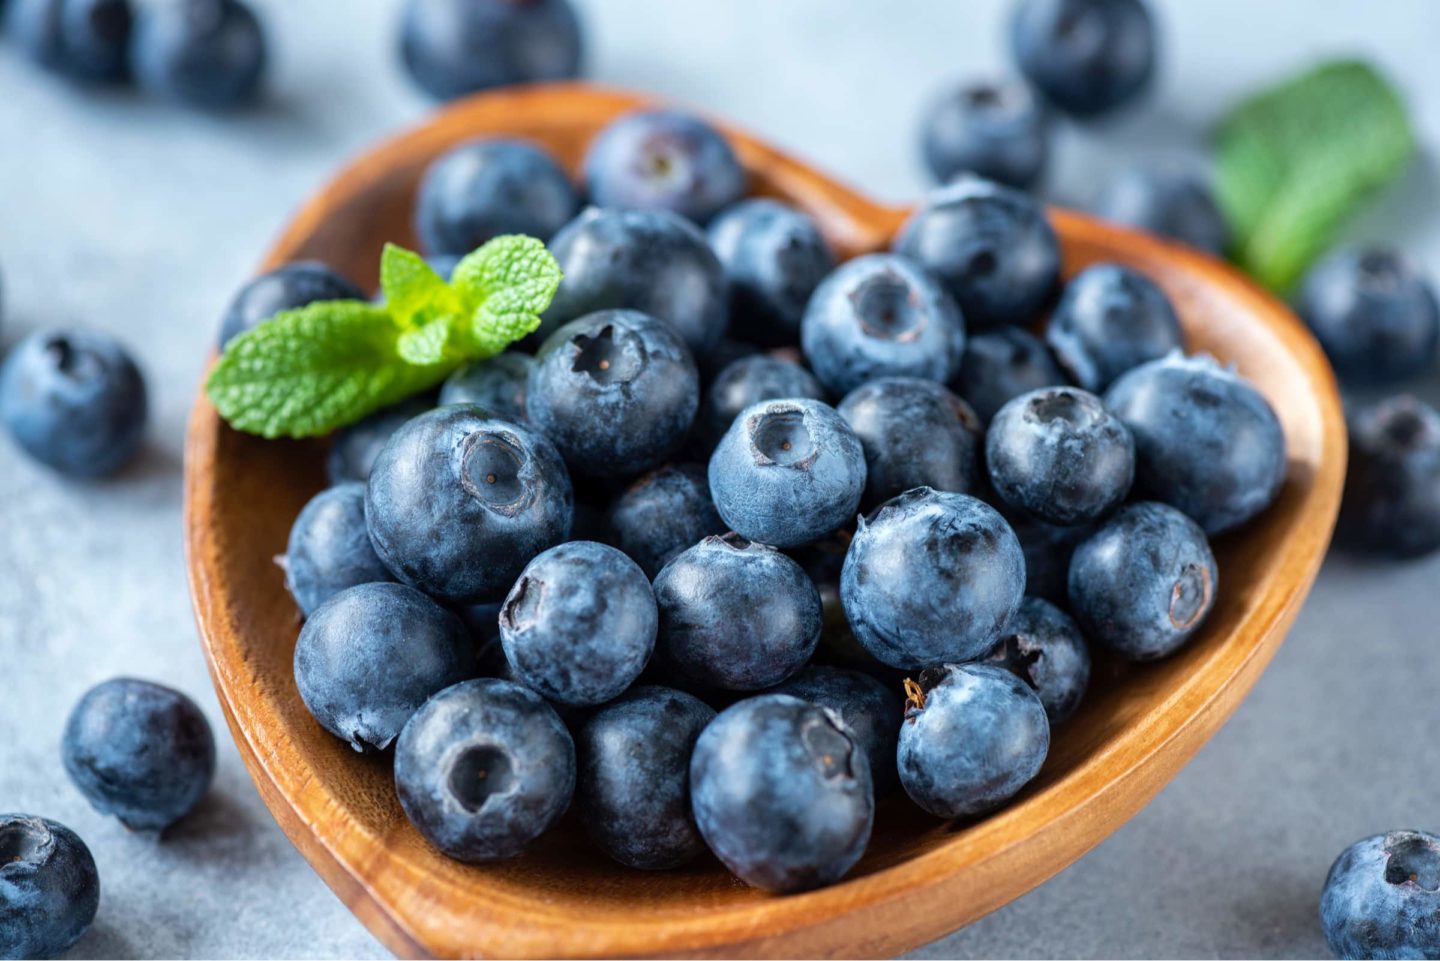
(1, 0, 1438, 957)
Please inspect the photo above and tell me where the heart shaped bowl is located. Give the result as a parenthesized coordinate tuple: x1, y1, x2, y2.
(184, 84, 1346, 959)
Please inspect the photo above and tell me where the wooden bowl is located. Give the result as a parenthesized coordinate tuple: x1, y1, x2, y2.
(184, 84, 1347, 959)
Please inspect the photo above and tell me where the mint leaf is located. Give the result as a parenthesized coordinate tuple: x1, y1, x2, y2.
(379, 243, 459, 327)
(396, 316, 459, 366)
(1215, 60, 1414, 291)
(206, 300, 448, 439)
(452, 235, 563, 352)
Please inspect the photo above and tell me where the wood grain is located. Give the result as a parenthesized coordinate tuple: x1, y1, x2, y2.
(183, 84, 1347, 960)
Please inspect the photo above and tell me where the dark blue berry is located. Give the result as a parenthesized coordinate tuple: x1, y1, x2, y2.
(690, 694, 873, 893)
(61, 678, 215, 831)
(1339, 395, 1440, 559)
(0, 329, 147, 478)
(439, 353, 534, 422)
(284, 482, 393, 617)
(394, 679, 574, 861)
(0, 815, 99, 959)
(366, 406, 572, 603)
(7, 0, 132, 82)
(399, 0, 582, 100)
(982, 597, 1091, 724)
(955, 326, 1069, 425)
(219, 261, 364, 348)
(1320, 830, 1440, 961)
(130, 0, 266, 110)
(325, 395, 433, 485)
(921, 77, 1051, 189)
(583, 109, 745, 225)
(1010, 0, 1156, 118)
(1005, 511, 1095, 606)
(1045, 263, 1183, 392)
(700, 354, 825, 450)
(607, 463, 724, 578)
(707, 198, 834, 345)
(1068, 501, 1216, 660)
(1095, 163, 1228, 256)
(773, 665, 902, 797)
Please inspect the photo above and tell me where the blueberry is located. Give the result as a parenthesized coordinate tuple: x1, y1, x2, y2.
(1105, 353, 1286, 534)
(837, 377, 983, 509)
(1339, 396, 1440, 559)
(1005, 511, 1095, 606)
(283, 483, 394, 617)
(61, 678, 215, 831)
(707, 199, 834, 345)
(893, 176, 1060, 330)
(575, 686, 715, 870)
(696, 337, 763, 385)
(1045, 263, 1183, 392)
(897, 663, 1050, 819)
(801, 253, 967, 395)
(1010, 0, 1156, 119)
(583, 109, 745, 225)
(1068, 501, 1216, 660)
(130, 0, 266, 110)
(399, 0, 582, 101)
(439, 353, 534, 422)
(1297, 247, 1439, 386)
(527, 310, 699, 479)
(0, 329, 147, 479)
(773, 665, 902, 797)
(499, 541, 656, 706)
(955, 326, 1069, 423)
(920, 77, 1051, 189)
(982, 597, 1091, 724)
(219, 261, 364, 348)
(414, 139, 579, 258)
(607, 463, 724, 578)
(366, 406, 572, 603)
(653, 533, 821, 691)
(1095, 163, 1228, 256)
(542, 207, 729, 353)
(7, 0, 132, 82)
(842, 488, 1025, 669)
(395, 678, 574, 861)
(690, 694, 873, 893)
(295, 582, 476, 752)
(708, 398, 866, 548)
(986, 386, 1134, 526)
(1320, 830, 1440, 960)
(325, 395, 434, 485)
(0, 815, 99, 959)
(700, 354, 825, 450)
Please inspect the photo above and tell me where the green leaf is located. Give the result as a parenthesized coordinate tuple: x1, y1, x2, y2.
(379, 243, 460, 327)
(205, 300, 450, 439)
(451, 235, 563, 353)
(396, 315, 459, 366)
(1215, 59, 1415, 291)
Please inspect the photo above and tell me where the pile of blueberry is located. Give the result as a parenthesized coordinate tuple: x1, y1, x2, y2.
(226, 98, 1292, 896)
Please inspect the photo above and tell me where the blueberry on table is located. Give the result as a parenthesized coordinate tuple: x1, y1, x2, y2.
(986, 386, 1134, 526)
(841, 488, 1025, 669)
(294, 582, 477, 752)
(653, 533, 821, 691)
(219, 261, 364, 348)
(576, 686, 715, 871)
(366, 406, 572, 603)
(1095, 163, 1229, 256)
(283, 482, 393, 617)
(0, 329, 147, 479)
(130, 0, 266, 110)
(982, 597, 1091, 725)
(583, 109, 745, 225)
(1068, 501, 1216, 660)
(837, 376, 984, 509)
(395, 679, 574, 862)
(893, 175, 1060, 330)
(527, 309, 699, 479)
(61, 678, 215, 831)
(707, 398, 867, 548)
(414, 139, 579, 258)
(541, 207, 729, 353)
(1339, 396, 1440, 559)
(774, 665, 903, 798)
(0, 815, 99, 959)
(699, 354, 825, 452)
(7, 0, 132, 83)
(801, 253, 968, 395)
(707, 198, 835, 346)
(898, 663, 1050, 819)
(920, 76, 1051, 189)
(1320, 830, 1440, 960)
(1045, 262, 1184, 392)
(399, 0, 582, 101)
(1297, 247, 1439, 386)
(606, 463, 724, 578)
(325, 394, 433, 485)
(955, 326, 1069, 423)
(1010, 0, 1156, 119)
(1105, 353, 1287, 535)
(690, 694, 873, 893)
(439, 353, 534, 423)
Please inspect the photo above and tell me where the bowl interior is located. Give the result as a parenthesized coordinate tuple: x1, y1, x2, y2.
(185, 85, 1345, 959)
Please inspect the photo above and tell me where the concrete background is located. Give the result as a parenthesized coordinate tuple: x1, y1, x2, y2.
(2, 0, 1439, 957)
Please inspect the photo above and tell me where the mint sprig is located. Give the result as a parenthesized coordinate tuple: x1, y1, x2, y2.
(206, 236, 561, 438)
(1215, 60, 1415, 292)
